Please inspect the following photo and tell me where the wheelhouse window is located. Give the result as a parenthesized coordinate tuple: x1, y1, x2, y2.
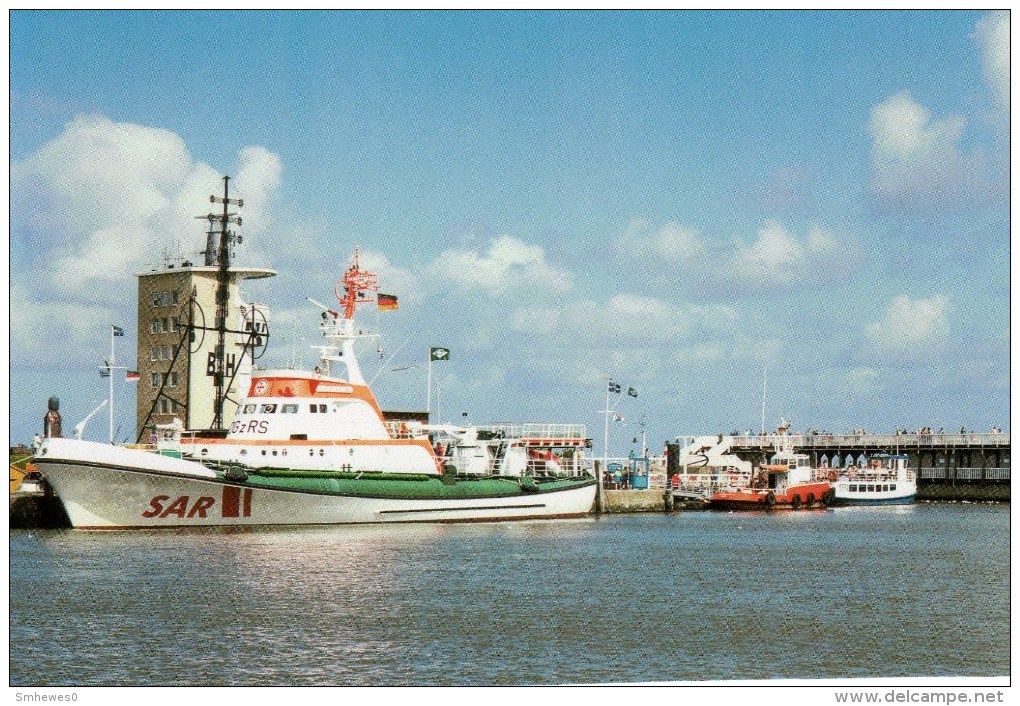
(849, 484, 858, 492)
(243, 404, 256, 414)
(282, 404, 299, 414)
(260, 404, 278, 413)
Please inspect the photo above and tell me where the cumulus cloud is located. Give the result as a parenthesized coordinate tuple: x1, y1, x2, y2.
(234, 145, 283, 235)
(10, 113, 285, 361)
(511, 293, 739, 346)
(867, 91, 987, 205)
(616, 218, 706, 261)
(865, 294, 950, 350)
(974, 11, 1009, 113)
(729, 221, 843, 284)
(614, 218, 856, 295)
(426, 236, 573, 296)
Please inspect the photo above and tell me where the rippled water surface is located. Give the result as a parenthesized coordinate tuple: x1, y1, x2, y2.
(9, 503, 1009, 685)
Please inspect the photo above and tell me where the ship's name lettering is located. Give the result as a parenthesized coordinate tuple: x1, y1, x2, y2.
(229, 419, 270, 434)
(142, 495, 215, 519)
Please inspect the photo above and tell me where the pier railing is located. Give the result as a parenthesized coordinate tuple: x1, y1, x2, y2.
(919, 467, 1010, 481)
(727, 432, 1009, 450)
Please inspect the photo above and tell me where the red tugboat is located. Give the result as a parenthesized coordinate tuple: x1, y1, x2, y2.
(710, 449, 834, 511)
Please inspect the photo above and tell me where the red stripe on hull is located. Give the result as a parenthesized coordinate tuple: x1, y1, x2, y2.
(222, 486, 241, 518)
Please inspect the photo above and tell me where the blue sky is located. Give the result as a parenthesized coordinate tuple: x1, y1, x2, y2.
(9, 10, 1010, 451)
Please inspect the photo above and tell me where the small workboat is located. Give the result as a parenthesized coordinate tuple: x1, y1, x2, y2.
(34, 250, 596, 529)
(710, 449, 833, 510)
(831, 453, 917, 505)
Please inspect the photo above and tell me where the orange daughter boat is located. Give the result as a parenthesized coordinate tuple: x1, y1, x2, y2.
(710, 448, 834, 511)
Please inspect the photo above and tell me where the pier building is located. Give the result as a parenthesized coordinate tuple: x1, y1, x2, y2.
(134, 264, 274, 440)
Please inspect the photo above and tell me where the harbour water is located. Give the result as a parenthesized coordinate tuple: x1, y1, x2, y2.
(9, 503, 1009, 686)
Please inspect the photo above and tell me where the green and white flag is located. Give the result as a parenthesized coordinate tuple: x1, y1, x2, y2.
(430, 347, 450, 361)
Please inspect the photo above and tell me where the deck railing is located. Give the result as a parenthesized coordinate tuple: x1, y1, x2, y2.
(477, 423, 588, 440)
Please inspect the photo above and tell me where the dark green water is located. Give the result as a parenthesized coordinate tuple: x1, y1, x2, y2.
(9, 503, 1009, 686)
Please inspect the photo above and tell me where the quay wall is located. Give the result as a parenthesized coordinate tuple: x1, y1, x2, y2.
(918, 485, 1010, 502)
(602, 489, 665, 513)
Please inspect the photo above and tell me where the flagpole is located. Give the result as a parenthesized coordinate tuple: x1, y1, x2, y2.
(427, 350, 433, 422)
(109, 325, 115, 444)
(602, 379, 611, 478)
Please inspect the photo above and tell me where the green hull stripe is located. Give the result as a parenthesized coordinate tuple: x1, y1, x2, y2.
(220, 470, 595, 501)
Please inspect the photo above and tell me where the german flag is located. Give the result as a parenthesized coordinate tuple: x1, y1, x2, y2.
(377, 293, 399, 311)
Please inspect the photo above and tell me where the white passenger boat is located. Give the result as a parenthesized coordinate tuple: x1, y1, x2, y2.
(34, 250, 596, 529)
(831, 453, 917, 505)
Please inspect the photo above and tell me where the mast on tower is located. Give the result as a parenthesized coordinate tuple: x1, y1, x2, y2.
(198, 176, 244, 430)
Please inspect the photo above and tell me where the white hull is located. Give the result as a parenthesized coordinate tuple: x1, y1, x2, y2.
(833, 480, 917, 505)
(35, 439, 596, 529)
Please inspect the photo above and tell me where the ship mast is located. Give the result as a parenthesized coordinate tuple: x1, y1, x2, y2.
(335, 247, 378, 322)
(310, 248, 380, 384)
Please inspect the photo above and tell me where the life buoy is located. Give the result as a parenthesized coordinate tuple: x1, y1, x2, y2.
(791, 494, 801, 509)
(764, 491, 776, 507)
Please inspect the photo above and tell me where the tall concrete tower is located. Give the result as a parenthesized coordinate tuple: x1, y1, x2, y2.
(134, 177, 275, 441)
